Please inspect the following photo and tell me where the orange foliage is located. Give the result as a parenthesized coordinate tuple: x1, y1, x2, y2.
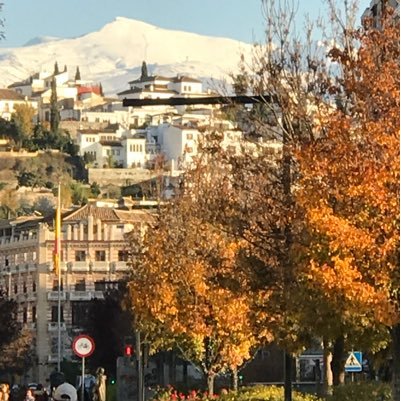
(297, 19, 399, 329)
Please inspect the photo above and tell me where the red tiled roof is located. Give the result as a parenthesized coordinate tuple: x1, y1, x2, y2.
(77, 86, 102, 96)
(0, 89, 26, 101)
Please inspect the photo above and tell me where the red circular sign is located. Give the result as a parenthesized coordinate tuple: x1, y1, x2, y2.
(72, 335, 95, 358)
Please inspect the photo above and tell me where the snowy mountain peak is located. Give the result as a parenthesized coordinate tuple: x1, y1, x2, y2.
(23, 36, 61, 47)
(0, 17, 254, 95)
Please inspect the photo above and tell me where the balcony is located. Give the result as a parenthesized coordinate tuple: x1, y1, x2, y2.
(47, 262, 67, 273)
(47, 291, 67, 301)
(112, 261, 129, 272)
(90, 261, 110, 272)
(69, 291, 92, 301)
(92, 291, 105, 300)
(70, 261, 90, 272)
(48, 322, 67, 331)
(68, 290, 105, 301)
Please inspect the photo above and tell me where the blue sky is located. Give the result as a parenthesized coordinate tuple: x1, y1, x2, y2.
(1, 0, 368, 48)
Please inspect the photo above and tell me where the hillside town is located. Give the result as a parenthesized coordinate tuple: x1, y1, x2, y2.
(0, 1, 399, 401)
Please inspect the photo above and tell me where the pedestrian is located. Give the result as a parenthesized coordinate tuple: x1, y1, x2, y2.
(24, 390, 35, 401)
(49, 370, 65, 398)
(92, 368, 106, 401)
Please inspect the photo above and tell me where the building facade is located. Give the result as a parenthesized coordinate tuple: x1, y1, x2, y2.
(0, 203, 152, 384)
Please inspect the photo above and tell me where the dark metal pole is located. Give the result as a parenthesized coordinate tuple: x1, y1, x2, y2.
(135, 330, 143, 401)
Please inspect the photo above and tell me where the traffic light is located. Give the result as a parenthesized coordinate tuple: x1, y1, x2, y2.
(124, 344, 133, 356)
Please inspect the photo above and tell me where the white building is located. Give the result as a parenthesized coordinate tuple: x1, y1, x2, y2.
(0, 89, 38, 121)
(0, 203, 153, 383)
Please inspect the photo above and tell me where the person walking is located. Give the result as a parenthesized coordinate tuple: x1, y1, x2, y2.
(24, 390, 35, 401)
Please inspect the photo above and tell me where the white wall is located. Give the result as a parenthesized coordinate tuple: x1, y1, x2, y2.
(123, 138, 147, 168)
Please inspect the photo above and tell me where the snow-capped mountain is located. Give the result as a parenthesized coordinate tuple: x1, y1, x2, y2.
(0, 17, 254, 95)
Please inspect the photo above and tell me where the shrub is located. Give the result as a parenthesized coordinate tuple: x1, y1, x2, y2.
(327, 382, 392, 401)
(220, 386, 321, 401)
(151, 386, 322, 401)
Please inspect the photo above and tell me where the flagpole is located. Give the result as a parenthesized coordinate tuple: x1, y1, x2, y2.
(56, 183, 62, 371)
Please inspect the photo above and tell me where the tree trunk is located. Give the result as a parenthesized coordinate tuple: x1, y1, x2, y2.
(284, 352, 293, 401)
(183, 360, 188, 387)
(207, 373, 215, 396)
(232, 367, 238, 391)
(331, 336, 345, 386)
(322, 338, 333, 397)
(390, 324, 400, 401)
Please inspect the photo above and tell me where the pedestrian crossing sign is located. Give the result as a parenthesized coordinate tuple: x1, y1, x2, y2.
(345, 351, 362, 372)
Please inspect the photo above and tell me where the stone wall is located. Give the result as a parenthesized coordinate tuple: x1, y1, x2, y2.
(60, 121, 110, 138)
(88, 168, 159, 186)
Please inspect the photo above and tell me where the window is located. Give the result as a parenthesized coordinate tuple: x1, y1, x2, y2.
(75, 279, 86, 291)
(51, 306, 64, 322)
(75, 250, 86, 261)
(94, 281, 106, 291)
(52, 279, 64, 291)
(186, 133, 193, 140)
(95, 250, 106, 261)
(32, 306, 36, 323)
(118, 250, 129, 262)
(23, 282, 27, 293)
(32, 281, 36, 292)
(71, 302, 90, 326)
(14, 284, 18, 294)
(23, 308, 27, 324)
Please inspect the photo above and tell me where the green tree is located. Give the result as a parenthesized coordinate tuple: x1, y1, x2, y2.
(83, 286, 132, 376)
(50, 78, 60, 134)
(90, 181, 101, 198)
(75, 66, 81, 81)
(141, 61, 148, 79)
(0, 188, 20, 218)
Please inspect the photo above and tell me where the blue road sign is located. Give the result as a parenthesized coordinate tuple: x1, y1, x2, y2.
(345, 351, 362, 372)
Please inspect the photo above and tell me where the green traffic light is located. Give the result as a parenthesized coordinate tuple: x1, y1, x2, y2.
(111, 379, 116, 385)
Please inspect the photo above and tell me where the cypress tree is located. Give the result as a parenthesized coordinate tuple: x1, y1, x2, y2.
(141, 61, 148, 80)
(54, 61, 59, 75)
(75, 66, 81, 81)
(50, 78, 60, 134)
(99, 83, 104, 97)
(64, 65, 67, 72)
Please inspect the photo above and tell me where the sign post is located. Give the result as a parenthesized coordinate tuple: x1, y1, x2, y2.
(72, 335, 95, 401)
(344, 351, 362, 377)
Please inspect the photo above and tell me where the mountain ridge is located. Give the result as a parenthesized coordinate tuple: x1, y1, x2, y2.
(0, 17, 254, 95)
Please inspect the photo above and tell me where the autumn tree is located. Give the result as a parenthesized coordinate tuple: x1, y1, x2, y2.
(11, 103, 36, 147)
(128, 174, 257, 394)
(296, 9, 400, 399)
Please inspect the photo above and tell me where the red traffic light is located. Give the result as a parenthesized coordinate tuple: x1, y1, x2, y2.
(124, 344, 133, 356)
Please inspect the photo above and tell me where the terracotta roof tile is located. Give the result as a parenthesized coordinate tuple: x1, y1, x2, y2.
(0, 89, 26, 100)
